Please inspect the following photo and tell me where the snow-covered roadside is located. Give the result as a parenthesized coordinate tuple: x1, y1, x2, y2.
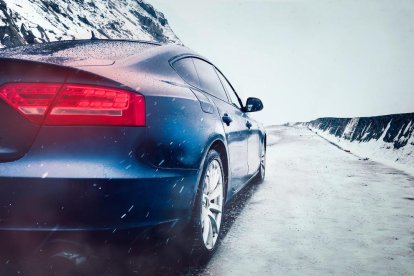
(202, 126, 414, 276)
(265, 125, 284, 146)
(307, 122, 414, 176)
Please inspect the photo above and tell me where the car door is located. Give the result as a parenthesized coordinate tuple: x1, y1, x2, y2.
(214, 69, 261, 177)
(191, 58, 249, 193)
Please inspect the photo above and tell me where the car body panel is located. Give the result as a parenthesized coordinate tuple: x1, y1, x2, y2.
(246, 115, 263, 175)
(0, 40, 265, 234)
(0, 59, 69, 162)
(208, 97, 250, 193)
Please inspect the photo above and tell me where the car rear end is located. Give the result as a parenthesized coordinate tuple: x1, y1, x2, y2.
(0, 55, 200, 240)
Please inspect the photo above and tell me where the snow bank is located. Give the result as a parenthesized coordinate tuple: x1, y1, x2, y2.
(304, 113, 414, 176)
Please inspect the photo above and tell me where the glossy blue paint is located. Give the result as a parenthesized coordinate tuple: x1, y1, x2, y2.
(0, 40, 265, 236)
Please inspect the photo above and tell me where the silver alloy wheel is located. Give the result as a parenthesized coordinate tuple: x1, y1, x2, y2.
(260, 151, 266, 179)
(201, 159, 224, 250)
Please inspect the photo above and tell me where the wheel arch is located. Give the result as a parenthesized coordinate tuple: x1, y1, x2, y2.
(192, 137, 229, 206)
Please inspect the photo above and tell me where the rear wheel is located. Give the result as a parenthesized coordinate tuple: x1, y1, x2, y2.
(186, 149, 225, 261)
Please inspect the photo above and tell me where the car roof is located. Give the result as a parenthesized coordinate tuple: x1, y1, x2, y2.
(0, 39, 212, 94)
(0, 39, 198, 68)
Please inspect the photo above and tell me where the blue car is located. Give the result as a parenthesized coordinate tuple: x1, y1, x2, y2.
(0, 40, 265, 258)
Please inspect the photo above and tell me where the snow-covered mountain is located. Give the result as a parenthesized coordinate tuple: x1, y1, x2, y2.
(0, 0, 181, 48)
(304, 113, 414, 175)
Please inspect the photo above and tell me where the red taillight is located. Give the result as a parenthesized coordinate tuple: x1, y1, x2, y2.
(0, 83, 145, 126)
(0, 83, 61, 124)
(45, 84, 145, 126)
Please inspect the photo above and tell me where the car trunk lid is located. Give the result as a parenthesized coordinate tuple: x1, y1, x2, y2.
(0, 40, 159, 68)
(0, 59, 69, 162)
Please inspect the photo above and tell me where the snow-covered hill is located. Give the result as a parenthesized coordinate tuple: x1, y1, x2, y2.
(0, 0, 181, 48)
(304, 113, 414, 175)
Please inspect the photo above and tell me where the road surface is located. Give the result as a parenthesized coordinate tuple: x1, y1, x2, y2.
(1, 126, 413, 275)
(199, 126, 414, 275)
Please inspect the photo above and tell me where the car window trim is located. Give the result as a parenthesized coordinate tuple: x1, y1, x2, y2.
(191, 57, 231, 103)
(214, 67, 244, 111)
(170, 56, 201, 88)
(170, 55, 232, 104)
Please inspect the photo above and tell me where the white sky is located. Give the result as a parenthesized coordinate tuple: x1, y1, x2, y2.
(149, 0, 414, 125)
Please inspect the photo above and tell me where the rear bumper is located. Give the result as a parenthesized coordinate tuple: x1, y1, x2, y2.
(0, 169, 199, 232)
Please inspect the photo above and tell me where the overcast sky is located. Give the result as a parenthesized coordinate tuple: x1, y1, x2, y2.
(149, 0, 414, 125)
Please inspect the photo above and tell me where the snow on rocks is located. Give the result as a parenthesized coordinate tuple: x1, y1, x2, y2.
(305, 113, 414, 176)
(0, 0, 181, 48)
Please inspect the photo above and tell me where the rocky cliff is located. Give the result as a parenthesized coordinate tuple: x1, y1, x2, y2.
(305, 113, 414, 175)
(0, 0, 181, 48)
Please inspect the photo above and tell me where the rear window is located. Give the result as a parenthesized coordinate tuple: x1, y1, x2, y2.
(192, 58, 228, 102)
(172, 58, 200, 88)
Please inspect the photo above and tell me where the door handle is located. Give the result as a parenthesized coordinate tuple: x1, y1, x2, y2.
(222, 113, 233, 126)
(246, 121, 252, 129)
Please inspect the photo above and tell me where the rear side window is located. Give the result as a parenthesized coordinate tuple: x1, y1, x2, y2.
(192, 58, 229, 102)
(172, 58, 200, 88)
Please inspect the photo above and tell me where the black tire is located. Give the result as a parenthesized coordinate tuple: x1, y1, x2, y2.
(185, 149, 225, 263)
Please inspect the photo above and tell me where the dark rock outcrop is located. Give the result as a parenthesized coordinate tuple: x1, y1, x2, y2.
(304, 113, 414, 174)
(306, 113, 414, 150)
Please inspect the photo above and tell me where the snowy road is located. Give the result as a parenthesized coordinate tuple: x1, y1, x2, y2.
(1, 126, 413, 275)
(200, 126, 414, 275)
